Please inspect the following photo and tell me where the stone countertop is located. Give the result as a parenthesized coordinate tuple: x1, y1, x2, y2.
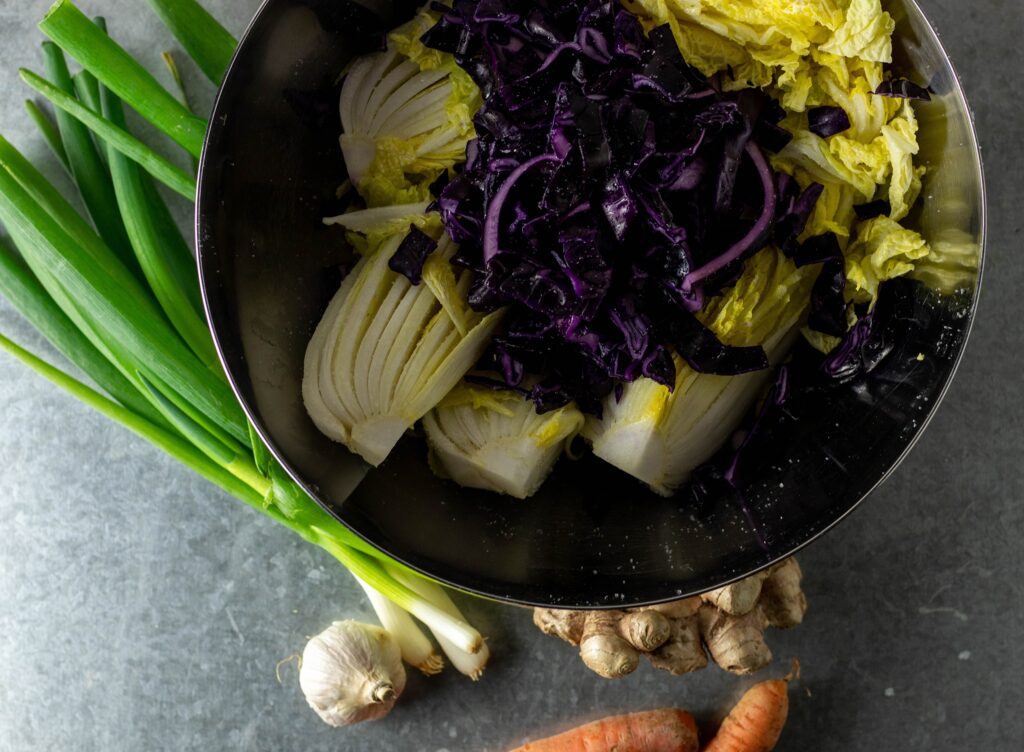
(0, 1, 1021, 750)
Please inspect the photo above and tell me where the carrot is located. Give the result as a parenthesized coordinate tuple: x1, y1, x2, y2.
(702, 669, 795, 752)
(510, 708, 699, 752)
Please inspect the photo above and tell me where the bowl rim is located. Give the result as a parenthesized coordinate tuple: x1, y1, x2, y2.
(196, 0, 987, 607)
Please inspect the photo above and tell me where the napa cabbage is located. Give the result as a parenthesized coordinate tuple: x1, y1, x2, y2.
(303, 227, 502, 466)
(424, 383, 584, 499)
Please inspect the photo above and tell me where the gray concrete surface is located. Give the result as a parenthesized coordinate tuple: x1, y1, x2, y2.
(0, 0, 1021, 749)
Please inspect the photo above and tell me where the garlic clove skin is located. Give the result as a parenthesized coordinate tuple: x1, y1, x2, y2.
(300, 620, 407, 727)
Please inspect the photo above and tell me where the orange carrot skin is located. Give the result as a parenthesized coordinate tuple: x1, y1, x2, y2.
(703, 679, 789, 752)
(511, 708, 699, 752)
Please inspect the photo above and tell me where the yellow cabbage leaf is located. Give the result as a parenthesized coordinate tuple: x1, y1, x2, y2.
(819, 0, 895, 63)
(845, 216, 930, 305)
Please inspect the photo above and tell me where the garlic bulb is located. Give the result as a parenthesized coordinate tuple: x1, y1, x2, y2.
(299, 620, 406, 727)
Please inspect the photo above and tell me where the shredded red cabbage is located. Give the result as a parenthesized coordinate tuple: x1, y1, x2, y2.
(410, 0, 821, 414)
(853, 199, 892, 220)
(790, 232, 849, 338)
(807, 105, 851, 138)
(875, 78, 932, 102)
(390, 226, 439, 284)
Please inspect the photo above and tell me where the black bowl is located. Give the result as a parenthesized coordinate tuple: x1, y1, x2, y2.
(197, 0, 985, 607)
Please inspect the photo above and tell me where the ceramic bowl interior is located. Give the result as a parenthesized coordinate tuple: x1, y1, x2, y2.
(197, 0, 984, 607)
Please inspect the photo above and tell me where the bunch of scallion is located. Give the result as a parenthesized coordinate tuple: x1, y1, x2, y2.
(0, 0, 485, 678)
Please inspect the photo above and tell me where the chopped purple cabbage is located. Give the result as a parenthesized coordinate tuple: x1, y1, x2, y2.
(807, 105, 851, 138)
(388, 226, 439, 285)
(875, 78, 932, 101)
(412, 0, 824, 414)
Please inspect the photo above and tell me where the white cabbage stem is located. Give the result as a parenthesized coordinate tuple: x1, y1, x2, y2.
(585, 363, 772, 496)
(303, 230, 503, 466)
(340, 51, 460, 178)
(424, 383, 584, 499)
(337, 34, 478, 205)
(585, 248, 814, 495)
(323, 203, 431, 232)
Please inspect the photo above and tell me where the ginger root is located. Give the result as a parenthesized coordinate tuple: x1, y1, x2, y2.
(532, 608, 586, 644)
(760, 558, 807, 629)
(700, 570, 769, 616)
(619, 610, 672, 652)
(579, 611, 640, 678)
(533, 558, 806, 680)
(699, 604, 772, 675)
(648, 612, 707, 676)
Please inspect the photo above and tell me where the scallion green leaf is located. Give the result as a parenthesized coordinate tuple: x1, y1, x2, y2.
(41, 43, 136, 274)
(0, 157, 249, 445)
(248, 420, 272, 478)
(21, 68, 198, 200)
(24, 100, 70, 172)
(71, 70, 101, 114)
(0, 236, 166, 426)
(145, 0, 237, 85)
(0, 133, 165, 320)
(38, 0, 207, 159)
(99, 82, 218, 366)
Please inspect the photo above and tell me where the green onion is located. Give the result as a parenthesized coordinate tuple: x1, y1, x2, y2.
(0, 236, 166, 426)
(317, 535, 484, 655)
(145, 0, 237, 85)
(0, 0, 484, 659)
(71, 70, 101, 113)
(41, 43, 136, 273)
(100, 81, 217, 366)
(248, 420, 272, 477)
(0, 133, 164, 319)
(356, 575, 444, 674)
(24, 100, 70, 171)
(161, 51, 199, 174)
(21, 68, 197, 200)
(0, 331, 266, 503)
(39, 0, 207, 158)
(387, 564, 490, 678)
(0, 157, 249, 444)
